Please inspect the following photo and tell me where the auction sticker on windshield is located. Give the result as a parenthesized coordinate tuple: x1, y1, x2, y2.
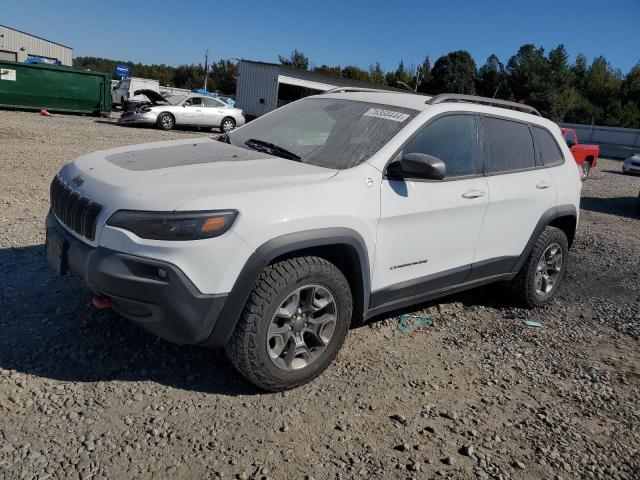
(363, 108, 410, 122)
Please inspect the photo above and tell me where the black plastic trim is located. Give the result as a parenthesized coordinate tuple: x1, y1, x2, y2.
(366, 272, 512, 320)
(427, 94, 541, 116)
(366, 204, 577, 318)
(466, 256, 518, 282)
(46, 212, 226, 345)
(203, 228, 371, 348)
(369, 264, 469, 310)
(509, 204, 576, 276)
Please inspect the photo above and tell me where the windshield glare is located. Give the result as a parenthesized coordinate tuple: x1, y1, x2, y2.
(166, 95, 187, 105)
(227, 98, 418, 169)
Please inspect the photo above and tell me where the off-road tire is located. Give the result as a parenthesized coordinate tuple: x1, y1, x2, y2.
(509, 226, 569, 308)
(156, 112, 175, 131)
(225, 256, 352, 391)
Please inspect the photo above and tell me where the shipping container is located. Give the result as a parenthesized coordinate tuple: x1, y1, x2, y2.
(0, 60, 111, 115)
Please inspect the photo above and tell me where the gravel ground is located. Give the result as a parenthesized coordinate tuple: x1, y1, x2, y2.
(1, 110, 639, 480)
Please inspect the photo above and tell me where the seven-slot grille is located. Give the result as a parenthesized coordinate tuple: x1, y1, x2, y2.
(50, 175, 102, 241)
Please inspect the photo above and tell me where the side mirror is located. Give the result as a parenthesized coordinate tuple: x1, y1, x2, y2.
(397, 153, 446, 180)
(566, 138, 576, 148)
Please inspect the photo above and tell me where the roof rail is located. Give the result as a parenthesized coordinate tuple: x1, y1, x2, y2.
(426, 94, 541, 116)
(322, 87, 394, 94)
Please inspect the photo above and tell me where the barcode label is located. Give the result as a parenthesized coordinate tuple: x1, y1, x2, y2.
(363, 108, 410, 122)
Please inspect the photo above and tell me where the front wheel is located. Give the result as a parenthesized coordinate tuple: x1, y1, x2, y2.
(226, 256, 352, 391)
(508, 226, 569, 308)
(581, 161, 591, 178)
(156, 113, 175, 131)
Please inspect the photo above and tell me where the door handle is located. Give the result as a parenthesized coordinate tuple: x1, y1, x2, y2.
(536, 181, 552, 189)
(461, 189, 485, 199)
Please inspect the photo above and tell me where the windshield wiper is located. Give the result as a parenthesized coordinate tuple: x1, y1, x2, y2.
(244, 138, 302, 161)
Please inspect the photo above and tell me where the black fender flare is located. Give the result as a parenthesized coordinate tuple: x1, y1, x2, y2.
(509, 204, 577, 276)
(203, 228, 371, 348)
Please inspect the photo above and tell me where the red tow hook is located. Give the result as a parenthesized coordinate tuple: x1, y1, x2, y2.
(91, 296, 113, 309)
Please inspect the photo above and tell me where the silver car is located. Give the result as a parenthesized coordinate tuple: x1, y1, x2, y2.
(622, 154, 640, 175)
(118, 90, 245, 132)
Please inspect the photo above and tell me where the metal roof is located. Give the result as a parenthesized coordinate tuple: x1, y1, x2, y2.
(238, 59, 408, 93)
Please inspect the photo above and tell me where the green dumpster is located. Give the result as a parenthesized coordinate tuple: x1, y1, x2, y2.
(0, 60, 112, 115)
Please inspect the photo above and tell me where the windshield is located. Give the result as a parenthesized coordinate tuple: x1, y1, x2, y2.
(165, 95, 187, 105)
(227, 98, 418, 169)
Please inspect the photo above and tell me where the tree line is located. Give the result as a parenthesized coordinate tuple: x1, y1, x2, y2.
(74, 45, 640, 128)
(279, 47, 640, 128)
(73, 56, 238, 94)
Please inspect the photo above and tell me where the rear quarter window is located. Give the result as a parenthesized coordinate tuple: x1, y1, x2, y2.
(532, 127, 564, 167)
(483, 117, 536, 174)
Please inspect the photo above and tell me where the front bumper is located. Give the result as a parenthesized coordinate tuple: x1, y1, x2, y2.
(118, 112, 157, 125)
(622, 162, 640, 174)
(46, 213, 227, 346)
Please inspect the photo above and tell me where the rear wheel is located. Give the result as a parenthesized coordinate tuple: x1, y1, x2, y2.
(221, 117, 236, 133)
(156, 113, 175, 131)
(226, 256, 352, 391)
(509, 226, 568, 308)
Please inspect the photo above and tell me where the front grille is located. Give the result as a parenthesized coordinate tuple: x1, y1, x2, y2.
(50, 175, 102, 241)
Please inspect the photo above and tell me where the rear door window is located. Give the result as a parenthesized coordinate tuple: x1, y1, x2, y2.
(404, 114, 480, 177)
(203, 97, 224, 108)
(532, 127, 564, 167)
(483, 117, 536, 173)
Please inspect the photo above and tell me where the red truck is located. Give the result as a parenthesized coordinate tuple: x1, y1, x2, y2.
(561, 128, 599, 178)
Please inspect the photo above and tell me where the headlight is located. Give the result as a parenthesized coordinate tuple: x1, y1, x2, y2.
(106, 210, 238, 241)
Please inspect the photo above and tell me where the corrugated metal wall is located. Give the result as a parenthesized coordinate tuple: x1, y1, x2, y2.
(236, 60, 405, 118)
(236, 61, 279, 117)
(560, 123, 640, 159)
(0, 25, 72, 66)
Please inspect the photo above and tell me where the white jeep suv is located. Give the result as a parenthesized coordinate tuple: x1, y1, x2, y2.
(46, 90, 582, 391)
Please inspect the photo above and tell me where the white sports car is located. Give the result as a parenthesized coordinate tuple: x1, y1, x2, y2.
(118, 90, 245, 132)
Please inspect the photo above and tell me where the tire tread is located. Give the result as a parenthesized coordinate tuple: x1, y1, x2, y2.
(509, 226, 568, 308)
(226, 256, 351, 391)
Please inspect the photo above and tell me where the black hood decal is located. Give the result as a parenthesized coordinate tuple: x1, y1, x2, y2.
(106, 141, 273, 171)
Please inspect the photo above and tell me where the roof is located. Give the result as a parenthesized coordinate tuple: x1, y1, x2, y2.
(0, 24, 72, 50)
(238, 59, 408, 93)
(321, 90, 434, 111)
(319, 90, 556, 128)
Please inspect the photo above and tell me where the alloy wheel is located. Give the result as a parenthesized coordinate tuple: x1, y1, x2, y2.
(222, 119, 234, 132)
(534, 243, 563, 295)
(266, 284, 337, 371)
(162, 115, 173, 129)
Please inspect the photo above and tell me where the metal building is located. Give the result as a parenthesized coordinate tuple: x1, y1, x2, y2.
(235, 60, 402, 118)
(0, 25, 72, 66)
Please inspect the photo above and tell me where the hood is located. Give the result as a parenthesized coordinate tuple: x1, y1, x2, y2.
(133, 89, 167, 104)
(59, 137, 337, 213)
